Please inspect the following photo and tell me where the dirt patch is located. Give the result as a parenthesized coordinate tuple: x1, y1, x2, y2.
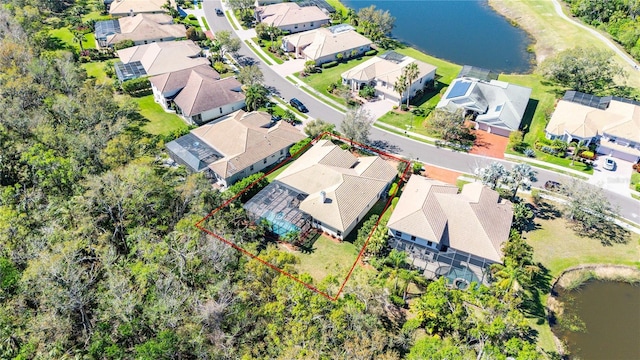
(423, 165, 462, 185)
(470, 130, 509, 159)
(554, 265, 640, 290)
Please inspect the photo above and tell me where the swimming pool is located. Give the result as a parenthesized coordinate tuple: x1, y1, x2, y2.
(262, 210, 300, 237)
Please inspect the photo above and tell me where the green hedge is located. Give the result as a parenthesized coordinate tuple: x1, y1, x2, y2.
(322, 61, 338, 69)
(289, 137, 312, 156)
(365, 49, 378, 56)
(388, 183, 398, 197)
(225, 172, 268, 202)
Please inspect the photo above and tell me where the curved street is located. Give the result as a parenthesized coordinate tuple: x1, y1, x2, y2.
(202, 0, 639, 225)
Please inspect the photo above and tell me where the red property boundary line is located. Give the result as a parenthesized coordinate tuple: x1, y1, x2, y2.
(195, 132, 412, 301)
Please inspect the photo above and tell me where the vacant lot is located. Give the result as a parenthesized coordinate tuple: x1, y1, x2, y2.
(292, 234, 360, 284)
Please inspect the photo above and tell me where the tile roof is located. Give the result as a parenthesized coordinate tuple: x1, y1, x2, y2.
(107, 14, 186, 46)
(190, 111, 305, 179)
(275, 140, 396, 232)
(341, 51, 436, 86)
(173, 76, 244, 117)
(116, 40, 208, 76)
(283, 25, 371, 60)
(546, 97, 640, 143)
(109, 0, 174, 16)
(149, 64, 220, 95)
(387, 176, 513, 263)
(257, 2, 329, 28)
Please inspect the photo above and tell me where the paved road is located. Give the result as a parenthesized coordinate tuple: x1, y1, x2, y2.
(203, 1, 639, 224)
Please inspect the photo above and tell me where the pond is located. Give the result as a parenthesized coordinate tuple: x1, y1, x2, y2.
(553, 280, 640, 359)
(340, 0, 534, 74)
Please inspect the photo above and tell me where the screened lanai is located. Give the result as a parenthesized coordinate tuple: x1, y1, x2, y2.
(244, 181, 313, 239)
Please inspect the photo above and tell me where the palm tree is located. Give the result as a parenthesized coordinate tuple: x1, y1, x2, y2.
(402, 62, 420, 108)
(393, 74, 407, 107)
(386, 249, 407, 292)
(507, 163, 537, 200)
(398, 268, 426, 301)
(244, 84, 268, 111)
(72, 30, 86, 52)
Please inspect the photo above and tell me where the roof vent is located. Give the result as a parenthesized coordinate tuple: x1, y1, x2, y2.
(320, 190, 326, 203)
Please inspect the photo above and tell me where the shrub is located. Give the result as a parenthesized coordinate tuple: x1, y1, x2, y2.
(632, 163, 640, 173)
(322, 61, 338, 69)
(636, 183, 640, 192)
(336, 53, 344, 61)
(224, 172, 268, 202)
(412, 162, 422, 174)
(213, 61, 226, 73)
(579, 150, 596, 160)
(388, 183, 398, 197)
(187, 14, 197, 20)
(113, 39, 135, 50)
(358, 85, 376, 99)
(531, 189, 541, 205)
(391, 196, 399, 208)
(289, 138, 312, 157)
(121, 77, 151, 95)
(400, 104, 408, 111)
(540, 146, 557, 156)
(397, 161, 408, 176)
(524, 148, 536, 158)
(365, 49, 378, 56)
(186, 27, 206, 41)
(326, 82, 337, 93)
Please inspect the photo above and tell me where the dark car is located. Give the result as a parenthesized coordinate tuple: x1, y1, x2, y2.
(289, 98, 308, 113)
(215, 8, 223, 16)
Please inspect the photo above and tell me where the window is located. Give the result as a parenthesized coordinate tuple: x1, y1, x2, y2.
(192, 114, 202, 123)
(280, 149, 284, 155)
(219, 107, 223, 114)
(250, 165, 254, 171)
(395, 230, 402, 237)
(410, 235, 416, 241)
(310, 22, 314, 26)
(336, 230, 341, 236)
(419, 78, 422, 83)
(263, 158, 267, 164)
(294, 25, 298, 29)
(427, 241, 432, 247)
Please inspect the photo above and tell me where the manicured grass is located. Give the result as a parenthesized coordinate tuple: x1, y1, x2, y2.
(251, 37, 285, 65)
(50, 27, 96, 50)
(133, 95, 189, 136)
(82, 10, 111, 22)
(244, 40, 273, 65)
(201, 16, 210, 31)
(325, 0, 348, 15)
(225, 10, 239, 30)
(81, 60, 114, 85)
(296, 54, 377, 105)
(394, 47, 462, 86)
(525, 207, 640, 277)
(293, 234, 360, 283)
(377, 109, 437, 138)
(272, 96, 308, 119)
(299, 85, 346, 112)
(489, 0, 640, 89)
(265, 161, 292, 182)
(631, 172, 640, 191)
(373, 122, 436, 145)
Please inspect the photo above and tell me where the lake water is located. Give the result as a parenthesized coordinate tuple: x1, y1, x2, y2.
(340, 0, 534, 74)
(553, 281, 640, 359)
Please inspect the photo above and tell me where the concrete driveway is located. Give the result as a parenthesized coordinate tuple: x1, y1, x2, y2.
(589, 156, 634, 196)
(272, 59, 306, 77)
(361, 99, 395, 119)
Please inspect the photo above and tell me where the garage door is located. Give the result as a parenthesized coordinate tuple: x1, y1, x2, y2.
(597, 145, 640, 162)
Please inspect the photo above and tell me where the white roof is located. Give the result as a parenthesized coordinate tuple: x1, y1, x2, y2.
(116, 40, 209, 76)
(107, 14, 186, 45)
(109, 0, 175, 16)
(341, 51, 437, 85)
(257, 3, 329, 28)
(283, 26, 371, 60)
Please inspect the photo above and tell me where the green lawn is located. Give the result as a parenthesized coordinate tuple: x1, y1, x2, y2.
(325, 0, 348, 15)
(293, 234, 360, 284)
(296, 54, 377, 105)
(631, 172, 640, 191)
(201, 16, 210, 31)
(225, 10, 239, 31)
(526, 207, 640, 277)
(133, 95, 189, 136)
(81, 60, 113, 85)
(252, 37, 285, 65)
(265, 159, 292, 182)
(49, 27, 96, 50)
(244, 40, 273, 65)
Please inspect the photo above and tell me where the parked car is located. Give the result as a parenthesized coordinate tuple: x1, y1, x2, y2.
(544, 180, 563, 192)
(215, 8, 224, 16)
(603, 157, 616, 171)
(289, 98, 308, 113)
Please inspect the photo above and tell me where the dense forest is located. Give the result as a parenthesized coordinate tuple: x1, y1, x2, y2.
(0, 0, 551, 358)
(565, 0, 640, 61)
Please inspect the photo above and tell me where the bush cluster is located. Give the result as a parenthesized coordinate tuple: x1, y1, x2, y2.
(322, 61, 338, 69)
(364, 49, 378, 56)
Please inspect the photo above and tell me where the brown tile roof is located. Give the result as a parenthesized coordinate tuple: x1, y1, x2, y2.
(116, 40, 208, 76)
(174, 76, 244, 117)
(276, 140, 396, 232)
(149, 64, 220, 94)
(257, 3, 329, 28)
(283, 26, 371, 60)
(341, 52, 437, 86)
(107, 14, 186, 46)
(109, 0, 175, 16)
(387, 176, 513, 262)
(191, 111, 305, 179)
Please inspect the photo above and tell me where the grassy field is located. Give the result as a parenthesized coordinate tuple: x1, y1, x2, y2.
(251, 37, 284, 65)
(81, 60, 113, 85)
(489, 0, 640, 89)
(133, 95, 189, 136)
(325, 0, 348, 15)
(631, 172, 640, 191)
(296, 54, 377, 105)
(293, 234, 360, 284)
(50, 27, 96, 50)
(525, 205, 640, 277)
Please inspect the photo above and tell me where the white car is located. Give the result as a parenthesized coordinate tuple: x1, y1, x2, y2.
(603, 157, 616, 171)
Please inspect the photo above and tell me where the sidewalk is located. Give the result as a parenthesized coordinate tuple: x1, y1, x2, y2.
(504, 154, 592, 179)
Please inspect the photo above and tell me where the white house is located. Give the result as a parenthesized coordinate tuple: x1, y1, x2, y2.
(341, 51, 437, 104)
(545, 91, 640, 162)
(437, 77, 532, 137)
(166, 111, 306, 186)
(387, 176, 513, 264)
(255, 2, 330, 34)
(281, 24, 371, 65)
(269, 140, 397, 239)
(108, 0, 175, 17)
(95, 14, 186, 48)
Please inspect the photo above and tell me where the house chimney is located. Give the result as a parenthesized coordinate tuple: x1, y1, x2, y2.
(320, 191, 326, 203)
(129, 9, 133, 16)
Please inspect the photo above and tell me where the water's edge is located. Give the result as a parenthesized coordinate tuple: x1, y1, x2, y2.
(546, 265, 640, 356)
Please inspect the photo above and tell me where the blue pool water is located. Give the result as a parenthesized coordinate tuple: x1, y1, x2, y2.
(263, 210, 300, 237)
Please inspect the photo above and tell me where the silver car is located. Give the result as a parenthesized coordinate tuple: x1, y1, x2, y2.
(603, 157, 616, 171)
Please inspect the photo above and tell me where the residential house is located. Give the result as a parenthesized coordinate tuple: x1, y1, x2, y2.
(166, 111, 305, 186)
(255, 2, 330, 34)
(95, 14, 186, 48)
(281, 24, 371, 65)
(264, 139, 397, 239)
(436, 76, 532, 137)
(108, 0, 175, 17)
(341, 51, 437, 104)
(114, 40, 208, 81)
(545, 91, 640, 162)
(387, 175, 513, 265)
